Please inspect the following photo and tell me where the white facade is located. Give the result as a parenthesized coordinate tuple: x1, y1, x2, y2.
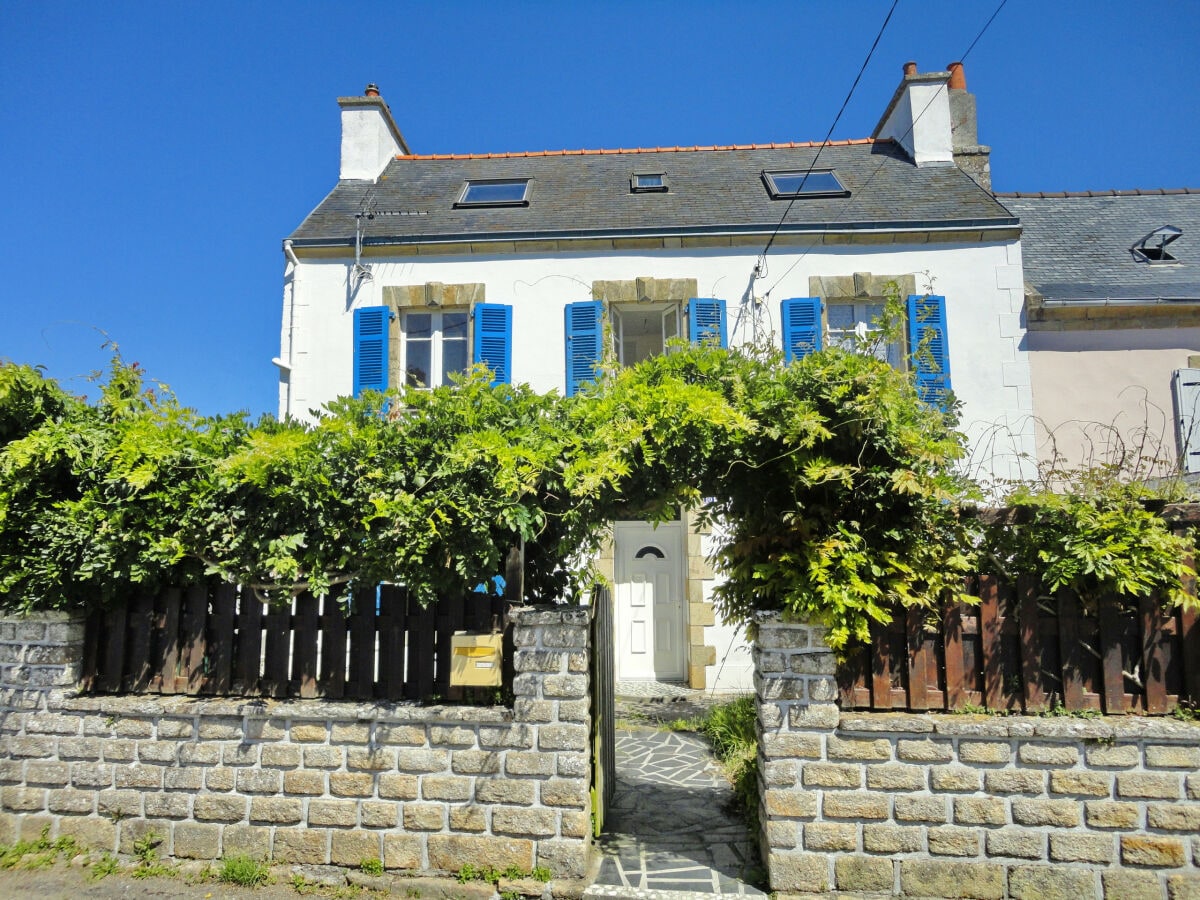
(276, 240, 1035, 691)
(278, 244, 1034, 478)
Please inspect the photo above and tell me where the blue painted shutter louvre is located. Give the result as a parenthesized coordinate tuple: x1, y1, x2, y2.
(687, 298, 728, 347)
(472, 303, 512, 385)
(353, 306, 390, 396)
(564, 300, 603, 397)
(1172, 368, 1200, 474)
(780, 297, 822, 362)
(907, 294, 952, 408)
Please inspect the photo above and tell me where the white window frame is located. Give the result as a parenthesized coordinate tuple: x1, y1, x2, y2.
(401, 309, 469, 389)
(611, 302, 681, 366)
(455, 179, 531, 208)
(826, 300, 902, 368)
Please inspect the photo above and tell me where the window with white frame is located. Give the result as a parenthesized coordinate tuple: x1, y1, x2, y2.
(826, 301, 902, 368)
(611, 302, 680, 366)
(403, 310, 468, 388)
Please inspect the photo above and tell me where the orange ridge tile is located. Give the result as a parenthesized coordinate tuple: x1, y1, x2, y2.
(394, 138, 881, 161)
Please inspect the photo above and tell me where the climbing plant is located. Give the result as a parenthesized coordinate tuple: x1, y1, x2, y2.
(1, 333, 1195, 652)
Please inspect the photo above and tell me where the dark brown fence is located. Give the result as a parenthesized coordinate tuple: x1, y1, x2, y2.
(838, 575, 1200, 715)
(80, 582, 512, 702)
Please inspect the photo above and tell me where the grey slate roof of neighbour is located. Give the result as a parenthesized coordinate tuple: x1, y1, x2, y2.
(288, 140, 1017, 246)
(997, 190, 1200, 301)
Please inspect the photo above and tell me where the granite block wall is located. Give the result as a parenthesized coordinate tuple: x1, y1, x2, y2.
(755, 615, 1200, 899)
(0, 607, 592, 879)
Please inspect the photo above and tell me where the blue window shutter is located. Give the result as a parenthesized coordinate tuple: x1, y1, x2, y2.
(353, 306, 390, 396)
(472, 303, 512, 385)
(907, 294, 952, 408)
(687, 298, 727, 348)
(564, 300, 603, 397)
(780, 297, 822, 362)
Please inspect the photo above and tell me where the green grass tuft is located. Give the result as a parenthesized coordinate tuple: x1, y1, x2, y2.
(218, 853, 270, 887)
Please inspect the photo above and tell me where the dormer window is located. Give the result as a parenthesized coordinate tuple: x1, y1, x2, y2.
(456, 179, 530, 208)
(631, 173, 668, 193)
(1132, 225, 1182, 264)
(762, 169, 848, 199)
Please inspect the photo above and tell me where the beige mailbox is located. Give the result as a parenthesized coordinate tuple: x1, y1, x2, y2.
(449, 633, 503, 687)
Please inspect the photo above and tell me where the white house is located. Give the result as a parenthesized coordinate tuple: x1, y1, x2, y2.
(278, 64, 1036, 690)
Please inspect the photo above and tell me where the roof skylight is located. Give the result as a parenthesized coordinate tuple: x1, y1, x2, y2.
(1132, 225, 1182, 264)
(631, 173, 668, 193)
(762, 170, 848, 199)
(456, 179, 531, 207)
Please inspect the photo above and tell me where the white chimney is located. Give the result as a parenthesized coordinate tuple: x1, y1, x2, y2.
(872, 62, 954, 168)
(338, 84, 411, 181)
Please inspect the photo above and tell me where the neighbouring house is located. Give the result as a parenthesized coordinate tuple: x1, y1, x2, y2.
(999, 190, 1200, 478)
(277, 63, 1036, 690)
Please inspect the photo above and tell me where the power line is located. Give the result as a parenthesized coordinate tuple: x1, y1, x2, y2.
(762, 0, 1010, 296)
(754, 0, 900, 273)
(960, 0, 1008, 63)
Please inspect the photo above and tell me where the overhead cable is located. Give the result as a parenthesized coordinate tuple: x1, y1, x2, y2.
(754, 0, 900, 273)
(762, 0, 1010, 295)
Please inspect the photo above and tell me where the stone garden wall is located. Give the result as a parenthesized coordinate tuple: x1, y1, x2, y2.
(755, 615, 1200, 899)
(0, 607, 591, 879)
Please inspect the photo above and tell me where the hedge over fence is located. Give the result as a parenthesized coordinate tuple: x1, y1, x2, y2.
(1, 338, 1194, 652)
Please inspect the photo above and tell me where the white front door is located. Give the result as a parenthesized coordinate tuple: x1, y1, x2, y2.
(614, 521, 685, 681)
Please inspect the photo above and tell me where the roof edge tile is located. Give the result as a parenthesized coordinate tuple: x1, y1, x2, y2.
(393, 138, 881, 162)
(995, 188, 1199, 198)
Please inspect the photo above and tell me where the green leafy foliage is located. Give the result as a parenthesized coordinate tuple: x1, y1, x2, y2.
(678, 345, 975, 650)
(359, 857, 384, 876)
(1, 321, 1194, 660)
(130, 831, 175, 879)
(984, 470, 1194, 609)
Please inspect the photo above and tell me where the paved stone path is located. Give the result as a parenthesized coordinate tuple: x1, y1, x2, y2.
(584, 685, 767, 900)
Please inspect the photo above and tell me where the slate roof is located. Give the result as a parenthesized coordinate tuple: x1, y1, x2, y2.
(288, 140, 1016, 247)
(997, 190, 1200, 302)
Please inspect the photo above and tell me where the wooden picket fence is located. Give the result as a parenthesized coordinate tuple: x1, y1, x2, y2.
(80, 582, 512, 702)
(837, 575, 1200, 715)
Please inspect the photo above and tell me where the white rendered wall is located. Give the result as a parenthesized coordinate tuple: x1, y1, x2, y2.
(339, 106, 401, 181)
(701, 531, 754, 692)
(278, 239, 1035, 688)
(279, 240, 1036, 481)
(1027, 327, 1200, 475)
(875, 82, 954, 168)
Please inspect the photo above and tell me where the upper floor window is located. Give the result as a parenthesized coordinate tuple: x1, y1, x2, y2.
(781, 294, 951, 409)
(612, 303, 681, 366)
(564, 298, 727, 396)
(403, 310, 468, 388)
(456, 179, 531, 207)
(762, 170, 848, 199)
(827, 301, 902, 368)
(354, 303, 511, 397)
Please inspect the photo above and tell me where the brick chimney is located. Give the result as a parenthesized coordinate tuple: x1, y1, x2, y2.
(946, 62, 992, 191)
(337, 84, 411, 181)
(872, 61, 991, 189)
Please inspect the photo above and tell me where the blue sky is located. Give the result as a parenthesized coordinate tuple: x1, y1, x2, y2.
(2, 1, 1197, 418)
